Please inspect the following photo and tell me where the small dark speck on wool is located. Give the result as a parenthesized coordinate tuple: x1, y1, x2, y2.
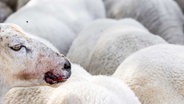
(26, 21, 28, 23)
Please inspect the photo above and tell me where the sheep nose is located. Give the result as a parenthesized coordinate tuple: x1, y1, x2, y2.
(63, 59, 71, 71)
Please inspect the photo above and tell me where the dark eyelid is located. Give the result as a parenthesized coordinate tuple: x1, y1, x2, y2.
(22, 45, 32, 53)
(9, 44, 31, 52)
(9, 44, 22, 51)
(20, 45, 31, 52)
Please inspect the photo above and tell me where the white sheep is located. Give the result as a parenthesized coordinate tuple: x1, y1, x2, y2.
(113, 44, 184, 104)
(0, 23, 72, 104)
(67, 18, 167, 75)
(5, 64, 141, 104)
(5, 0, 105, 55)
(103, 0, 184, 44)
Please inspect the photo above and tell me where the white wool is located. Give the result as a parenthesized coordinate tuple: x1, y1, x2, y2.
(114, 44, 184, 104)
(5, 64, 140, 104)
(5, 0, 105, 55)
(67, 18, 167, 75)
(91, 75, 140, 104)
(103, 0, 184, 44)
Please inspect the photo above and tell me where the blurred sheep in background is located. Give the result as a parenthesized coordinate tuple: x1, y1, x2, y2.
(103, 0, 184, 44)
(67, 18, 167, 75)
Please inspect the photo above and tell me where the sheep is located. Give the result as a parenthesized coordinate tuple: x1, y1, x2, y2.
(113, 44, 184, 104)
(5, 0, 105, 55)
(67, 18, 167, 75)
(5, 64, 141, 104)
(0, 23, 72, 104)
(103, 0, 184, 44)
(0, 1, 12, 22)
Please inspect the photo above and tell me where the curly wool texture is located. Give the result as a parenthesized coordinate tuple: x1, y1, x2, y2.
(104, 0, 184, 44)
(5, 64, 140, 104)
(113, 44, 184, 104)
(67, 19, 167, 75)
(5, 0, 105, 55)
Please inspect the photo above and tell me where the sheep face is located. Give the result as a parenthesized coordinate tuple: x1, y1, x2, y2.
(0, 24, 71, 87)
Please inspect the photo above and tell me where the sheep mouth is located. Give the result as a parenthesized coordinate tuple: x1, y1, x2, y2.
(44, 71, 70, 84)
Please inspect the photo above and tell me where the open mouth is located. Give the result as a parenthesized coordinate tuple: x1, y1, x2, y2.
(44, 71, 70, 84)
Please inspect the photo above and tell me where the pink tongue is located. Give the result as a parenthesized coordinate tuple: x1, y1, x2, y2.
(57, 76, 64, 81)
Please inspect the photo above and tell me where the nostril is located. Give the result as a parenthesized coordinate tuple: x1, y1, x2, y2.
(64, 59, 71, 71)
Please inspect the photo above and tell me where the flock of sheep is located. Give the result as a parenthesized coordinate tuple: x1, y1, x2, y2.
(0, 0, 184, 104)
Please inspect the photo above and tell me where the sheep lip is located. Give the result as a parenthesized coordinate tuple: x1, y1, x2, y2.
(44, 71, 67, 84)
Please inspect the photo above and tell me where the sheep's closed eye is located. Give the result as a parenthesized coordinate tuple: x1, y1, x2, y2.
(9, 44, 26, 51)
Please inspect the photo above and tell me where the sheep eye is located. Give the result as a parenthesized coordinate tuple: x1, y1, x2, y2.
(10, 44, 24, 51)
